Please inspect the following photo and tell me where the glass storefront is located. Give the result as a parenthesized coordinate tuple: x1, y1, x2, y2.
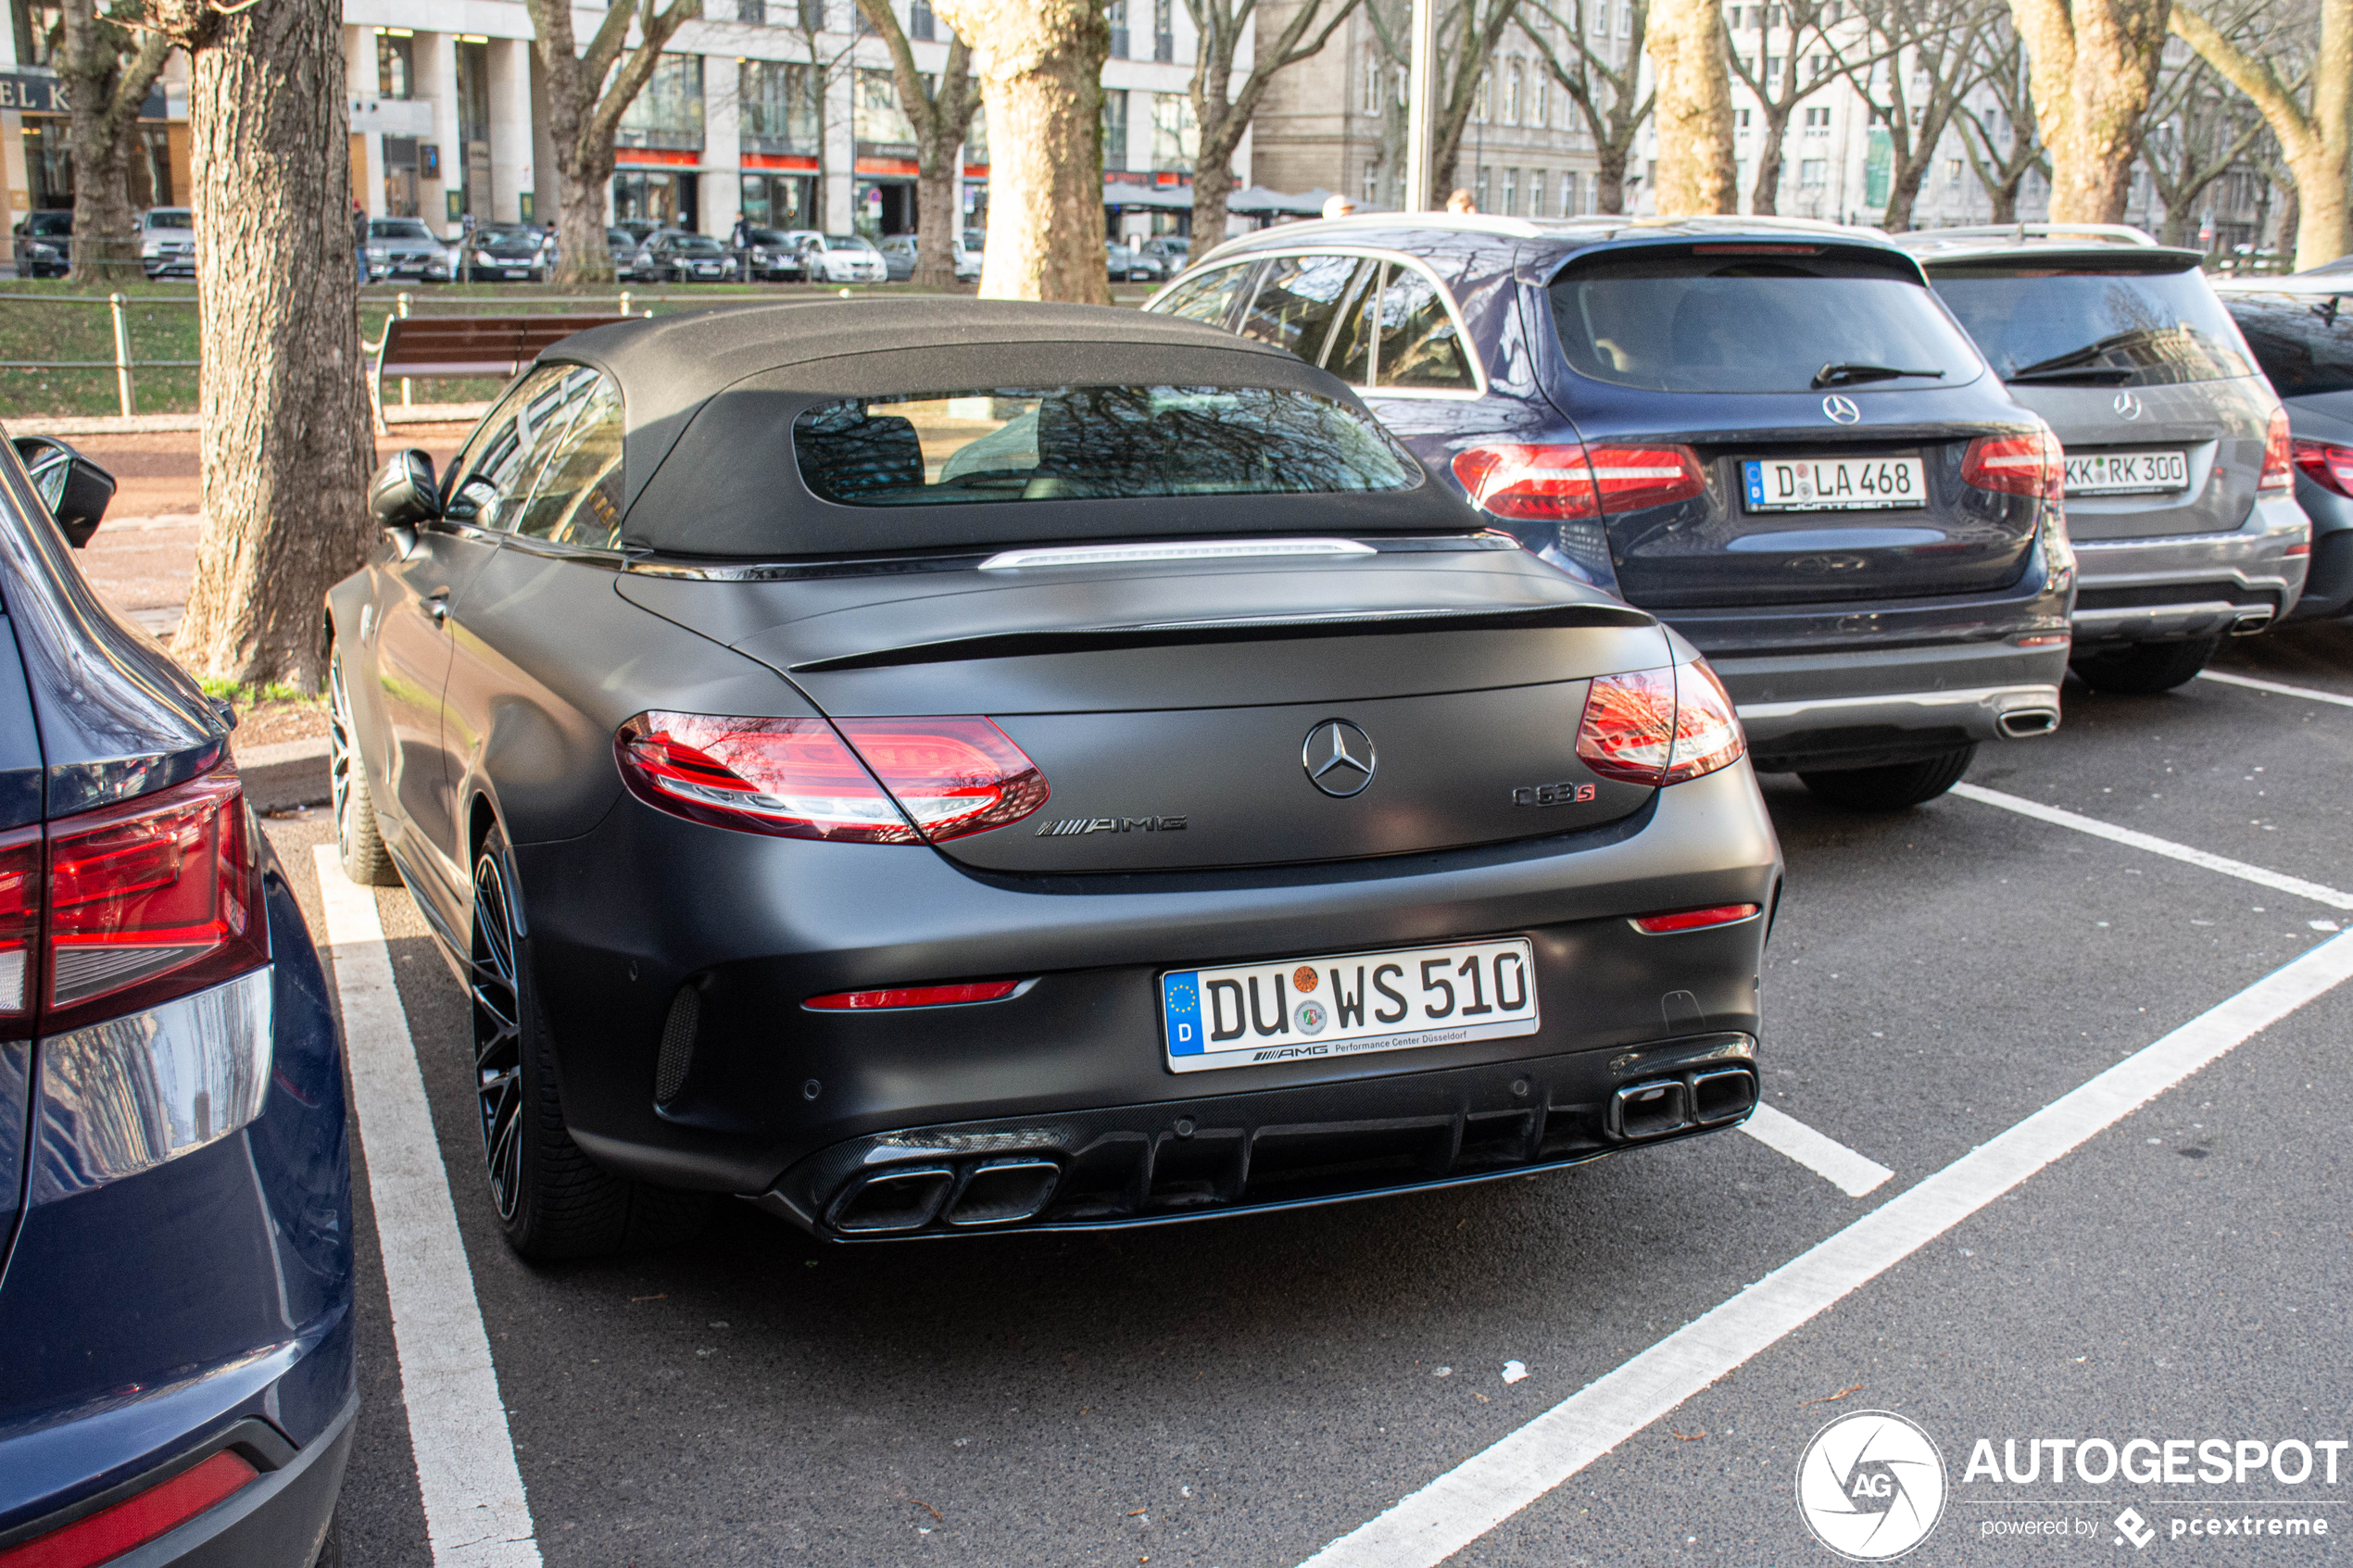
(740, 60, 821, 154)
(853, 178, 914, 240)
(741, 173, 815, 228)
(619, 56, 707, 152)
(612, 169, 698, 232)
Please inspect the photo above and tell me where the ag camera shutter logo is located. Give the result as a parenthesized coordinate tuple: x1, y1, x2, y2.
(1795, 1411, 1947, 1560)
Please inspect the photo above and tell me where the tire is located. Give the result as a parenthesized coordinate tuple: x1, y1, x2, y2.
(471, 824, 711, 1260)
(1798, 744, 1978, 810)
(311, 1508, 345, 1568)
(328, 648, 400, 887)
(2068, 635, 2221, 695)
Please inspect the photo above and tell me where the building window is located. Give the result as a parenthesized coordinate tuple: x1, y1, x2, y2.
(1362, 48, 1382, 115)
(1475, 165, 1491, 209)
(1504, 59, 1522, 125)
(1529, 69, 1546, 129)
(1151, 93, 1197, 171)
(1808, 51, 1830, 80)
(1474, 69, 1491, 123)
(912, 0, 935, 39)
(1562, 169, 1579, 213)
(1363, 165, 1379, 203)
(737, 0, 765, 21)
(1803, 105, 1830, 136)
(1799, 157, 1828, 187)
(1766, 54, 1782, 83)
(1103, 88, 1129, 171)
(1154, 0, 1174, 62)
(1502, 167, 1518, 215)
(618, 53, 706, 152)
(1617, 2, 1630, 36)
(1946, 157, 1963, 185)
(1529, 167, 1545, 216)
(10, 0, 59, 66)
(856, 66, 917, 145)
(376, 31, 413, 98)
(1735, 107, 1751, 132)
(743, 61, 823, 153)
(1109, 0, 1129, 58)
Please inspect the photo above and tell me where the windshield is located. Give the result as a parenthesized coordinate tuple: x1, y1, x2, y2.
(748, 229, 790, 245)
(144, 209, 191, 230)
(1548, 247, 1982, 394)
(825, 233, 871, 251)
(671, 234, 724, 254)
(26, 213, 70, 235)
(2224, 292, 2353, 397)
(795, 385, 1418, 507)
(479, 226, 539, 245)
(371, 220, 433, 240)
(1929, 263, 2254, 387)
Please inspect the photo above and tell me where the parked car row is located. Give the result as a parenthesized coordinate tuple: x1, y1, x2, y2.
(10, 207, 195, 279)
(1145, 214, 2316, 805)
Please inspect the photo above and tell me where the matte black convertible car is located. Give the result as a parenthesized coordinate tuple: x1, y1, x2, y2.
(327, 300, 1781, 1256)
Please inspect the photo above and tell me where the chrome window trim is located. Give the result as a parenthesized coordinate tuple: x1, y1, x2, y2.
(1221, 245, 1490, 400)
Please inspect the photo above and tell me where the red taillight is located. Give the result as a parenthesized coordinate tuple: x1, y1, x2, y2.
(1632, 903, 1762, 935)
(803, 980, 1023, 1010)
(0, 826, 37, 1029)
(616, 712, 1048, 843)
(2293, 436, 2353, 497)
(2260, 408, 2295, 492)
(1962, 426, 2062, 499)
(1453, 443, 1705, 521)
(41, 768, 264, 1033)
(0, 1449, 258, 1568)
(1574, 661, 1746, 787)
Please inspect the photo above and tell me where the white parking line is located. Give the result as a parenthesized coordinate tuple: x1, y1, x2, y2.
(1739, 1103, 1894, 1197)
(1299, 928, 2353, 1568)
(2197, 668, 2353, 709)
(1950, 783, 2353, 910)
(314, 847, 543, 1568)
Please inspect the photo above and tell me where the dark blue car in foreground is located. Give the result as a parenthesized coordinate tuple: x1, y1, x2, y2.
(1151, 214, 2077, 809)
(0, 436, 353, 1566)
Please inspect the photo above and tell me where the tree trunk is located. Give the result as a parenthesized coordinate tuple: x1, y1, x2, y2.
(915, 120, 964, 287)
(1989, 171, 2023, 222)
(1595, 141, 1629, 213)
(170, 0, 374, 690)
(59, 0, 166, 283)
(1191, 150, 1235, 250)
(1646, 0, 1736, 215)
(2171, 0, 2350, 270)
(2010, 0, 2171, 223)
(555, 143, 618, 286)
(937, 0, 1110, 303)
(1750, 107, 1791, 214)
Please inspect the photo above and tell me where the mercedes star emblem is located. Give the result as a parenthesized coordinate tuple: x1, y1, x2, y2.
(1302, 719, 1377, 797)
(1822, 394, 1862, 424)
(2114, 390, 2144, 420)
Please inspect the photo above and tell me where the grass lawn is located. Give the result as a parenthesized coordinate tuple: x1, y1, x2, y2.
(0, 276, 1154, 420)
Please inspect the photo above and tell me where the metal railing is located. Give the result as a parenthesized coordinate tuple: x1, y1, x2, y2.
(0, 292, 198, 416)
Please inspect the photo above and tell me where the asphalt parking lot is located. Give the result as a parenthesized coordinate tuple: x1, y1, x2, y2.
(263, 624, 2353, 1568)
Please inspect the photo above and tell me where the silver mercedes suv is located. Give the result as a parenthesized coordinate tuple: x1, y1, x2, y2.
(1898, 225, 2309, 693)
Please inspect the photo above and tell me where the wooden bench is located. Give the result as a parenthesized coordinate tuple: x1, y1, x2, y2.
(370, 313, 629, 433)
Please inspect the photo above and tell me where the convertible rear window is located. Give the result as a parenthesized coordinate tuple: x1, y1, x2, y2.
(2221, 292, 2353, 397)
(793, 385, 1417, 506)
(1928, 261, 2255, 387)
(1548, 247, 1982, 394)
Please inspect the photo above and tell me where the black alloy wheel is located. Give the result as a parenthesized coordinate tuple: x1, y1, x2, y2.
(328, 647, 399, 885)
(469, 822, 712, 1258)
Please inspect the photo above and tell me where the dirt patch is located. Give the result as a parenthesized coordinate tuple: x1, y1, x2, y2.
(230, 699, 329, 750)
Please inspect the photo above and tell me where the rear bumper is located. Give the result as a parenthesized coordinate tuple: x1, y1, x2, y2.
(1715, 639, 2069, 771)
(2070, 494, 2310, 641)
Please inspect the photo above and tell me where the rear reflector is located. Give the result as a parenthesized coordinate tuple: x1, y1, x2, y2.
(1575, 661, 1746, 787)
(616, 713, 1048, 844)
(804, 980, 1023, 1010)
(1632, 903, 1761, 935)
(2294, 436, 2353, 497)
(1961, 426, 2063, 499)
(1453, 442, 1705, 521)
(0, 1449, 258, 1568)
(2260, 408, 2295, 492)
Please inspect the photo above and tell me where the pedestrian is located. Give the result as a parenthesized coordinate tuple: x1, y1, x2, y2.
(732, 212, 752, 282)
(1321, 194, 1357, 220)
(352, 202, 369, 284)
(1446, 188, 1477, 215)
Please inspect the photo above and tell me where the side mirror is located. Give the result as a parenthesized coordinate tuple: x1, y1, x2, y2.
(15, 436, 115, 547)
(370, 449, 441, 530)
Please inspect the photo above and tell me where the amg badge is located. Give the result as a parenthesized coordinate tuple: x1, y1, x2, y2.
(1036, 814, 1189, 836)
(1513, 781, 1597, 808)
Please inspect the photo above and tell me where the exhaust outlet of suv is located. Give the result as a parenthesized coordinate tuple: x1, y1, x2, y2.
(1996, 707, 2060, 738)
(2231, 608, 2275, 636)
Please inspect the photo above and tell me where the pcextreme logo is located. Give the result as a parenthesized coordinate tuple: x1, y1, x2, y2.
(1796, 1410, 1950, 1561)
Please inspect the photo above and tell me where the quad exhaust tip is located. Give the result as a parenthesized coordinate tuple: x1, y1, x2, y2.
(1997, 707, 2060, 739)
(2231, 608, 2275, 636)
(1608, 1066, 1757, 1143)
(826, 1157, 1064, 1235)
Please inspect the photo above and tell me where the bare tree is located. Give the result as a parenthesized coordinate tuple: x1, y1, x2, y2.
(525, 0, 703, 287)
(1187, 0, 1366, 243)
(1723, 0, 1862, 214)
(2139, 42, 2271, 245)
(1645, 0, 1734, 211)
(2007, 0, 2173, 221)
(1526, 0, 1652, 211)
(935, 0, 1110, 301)
(2171, 0, 2348, 267)
(1365, 0, 1529, 203)
(782, 0, 859, 211)
(1827, 0, 1989, 231)
(1953, 23, 2045, 220)
(60, 0, 172, 282)
(142, 0, 372, 689)
(858, 0, 978, 286)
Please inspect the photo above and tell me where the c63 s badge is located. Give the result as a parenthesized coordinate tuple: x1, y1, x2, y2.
(1036, 814, 1189, 836)
(1514, 781, 1597, 808)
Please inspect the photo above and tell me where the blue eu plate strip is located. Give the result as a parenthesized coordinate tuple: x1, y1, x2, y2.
(1163, 972, 1203, 1056)
(1743, 460, 1766, 507)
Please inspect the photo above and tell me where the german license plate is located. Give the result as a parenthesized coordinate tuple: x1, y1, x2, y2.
(1743, 457, 1927, 512)
(503, 268, 528, 279)
(1162, 938, 1538, 1073)
(2065, 449, 2189, 495)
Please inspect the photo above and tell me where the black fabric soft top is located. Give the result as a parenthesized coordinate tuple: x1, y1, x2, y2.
(536, 298, 1468, 559)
